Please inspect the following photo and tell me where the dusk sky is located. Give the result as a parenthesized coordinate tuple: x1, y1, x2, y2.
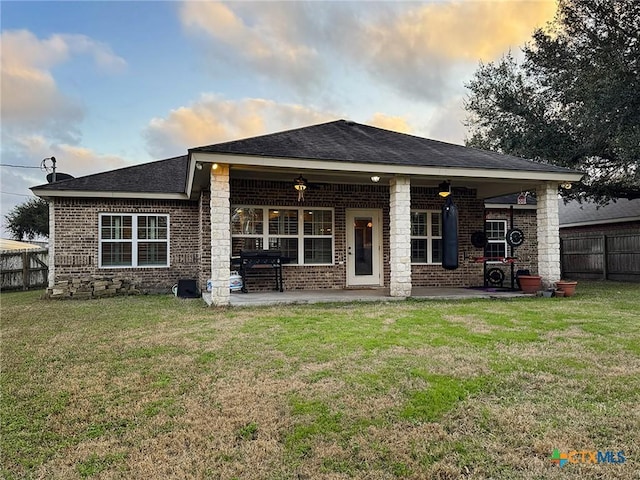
(0, 0, 557, 236)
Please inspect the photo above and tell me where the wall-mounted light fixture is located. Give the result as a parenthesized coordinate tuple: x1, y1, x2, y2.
(371, 175, 381, 183)
(294, 174, 307, 201)
(560, 182, 572, 190)
(438, 181, 451, 197)
(195, 162, 203, 170)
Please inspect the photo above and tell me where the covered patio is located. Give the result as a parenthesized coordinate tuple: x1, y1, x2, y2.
(189, 120, 583, 306)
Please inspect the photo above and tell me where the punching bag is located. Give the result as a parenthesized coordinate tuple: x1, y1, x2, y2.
(441, 196, 459, 270)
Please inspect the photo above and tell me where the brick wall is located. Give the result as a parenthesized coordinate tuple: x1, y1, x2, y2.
(53, 198, 200, 293)
(230, 178, 390, 290)
(222, 179, 488, 290)
(52, 182, 526, 295)
(411, 187, 485, 287)
(485, 207, 539, 277)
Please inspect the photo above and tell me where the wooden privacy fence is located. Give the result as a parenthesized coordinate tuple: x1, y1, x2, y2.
(1, 249, 49, 291)
(560, 233, 640, 282)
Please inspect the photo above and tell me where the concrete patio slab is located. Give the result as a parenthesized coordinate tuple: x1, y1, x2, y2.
(203, 287, 529, 307)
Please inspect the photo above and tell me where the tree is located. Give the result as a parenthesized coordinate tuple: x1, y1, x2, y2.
(4, 197, 49, 240)
(465, 0, 640, 202)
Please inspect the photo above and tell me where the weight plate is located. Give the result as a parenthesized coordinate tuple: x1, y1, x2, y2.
(506, 228, 525, 247)
(486, 267, 505, 285)
(471, 231, 488, 248)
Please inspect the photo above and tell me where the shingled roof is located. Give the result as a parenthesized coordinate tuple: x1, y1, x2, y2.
(31, 155, 188, 194)
(191, 119, 574, 174)
(32, 120, 581, 198)
(559, 198, 640, 226)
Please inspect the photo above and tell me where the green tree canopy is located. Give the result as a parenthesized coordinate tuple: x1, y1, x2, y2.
(4, 197, 49, 240)
(465, 0, 639, 202)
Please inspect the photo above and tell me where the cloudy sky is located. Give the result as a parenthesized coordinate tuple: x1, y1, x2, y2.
(0, 0, 556, 236)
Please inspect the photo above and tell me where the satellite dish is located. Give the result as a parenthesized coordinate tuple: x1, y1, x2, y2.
(47, 172, 74, 183)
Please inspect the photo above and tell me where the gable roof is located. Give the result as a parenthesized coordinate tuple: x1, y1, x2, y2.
(191, 119, 576, 174)
(559, 198, 640, 227)
(31, 155, 188, 195)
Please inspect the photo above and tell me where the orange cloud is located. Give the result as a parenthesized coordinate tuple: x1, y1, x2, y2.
(1, 30, 126, 133)
(144, 95, 336, 157)
(365, 0, 556, 63)
(368, 113, 413, 134)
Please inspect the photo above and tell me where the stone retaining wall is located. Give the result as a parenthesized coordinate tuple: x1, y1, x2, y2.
(45, 276, 140, 299)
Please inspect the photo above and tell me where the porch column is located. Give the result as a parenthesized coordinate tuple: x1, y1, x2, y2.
(536, 182, 561, 288)
(48, 200, 55, 288)
(210, 164, 230, 306)
(389, 176, 412, 297)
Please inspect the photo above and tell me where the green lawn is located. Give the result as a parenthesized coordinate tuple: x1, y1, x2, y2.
(1, 281, 639, 479)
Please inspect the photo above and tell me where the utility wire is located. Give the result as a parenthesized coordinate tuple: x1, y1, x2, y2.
(1, 191, 33, 197)
(0, 164, 41, 169)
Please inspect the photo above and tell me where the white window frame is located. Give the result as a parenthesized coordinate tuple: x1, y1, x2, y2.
(98, 213, 170, 268)
(231, 205, 335, 266)
(484, 220, 508, 263)
(410, 210, 442, 264)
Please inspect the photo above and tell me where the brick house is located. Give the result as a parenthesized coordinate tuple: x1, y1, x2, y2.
(32, 120, 582, 305)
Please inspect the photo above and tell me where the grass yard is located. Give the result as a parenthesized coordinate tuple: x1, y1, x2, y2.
(1, 281, 639, 479)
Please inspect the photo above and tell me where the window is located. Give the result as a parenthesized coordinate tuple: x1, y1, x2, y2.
(411, 211, 442, 264)
(99, 214, 169, 268)
(485, 220, 507, 260)
(231, 206, 333, 264)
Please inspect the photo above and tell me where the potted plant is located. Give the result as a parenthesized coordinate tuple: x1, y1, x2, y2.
(556, 280, 578, 297)
(517, 274, 542, 294)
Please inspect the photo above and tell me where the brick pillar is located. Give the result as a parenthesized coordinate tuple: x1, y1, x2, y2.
(389, 176, 412, 297)
(48, 200, 55, 287)
(210, 164, 230, 306)
(536, 182, 560, 288)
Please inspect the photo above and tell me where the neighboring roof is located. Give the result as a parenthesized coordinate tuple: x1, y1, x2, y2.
(31, 155, 188, 195)
(0, 238, 45, 252)
(559, 198, 640, 227)
(485, 193, 537, 208)
(192, 120, 578, 174)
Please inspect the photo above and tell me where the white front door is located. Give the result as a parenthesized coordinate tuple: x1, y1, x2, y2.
(346, 209, 383, 286)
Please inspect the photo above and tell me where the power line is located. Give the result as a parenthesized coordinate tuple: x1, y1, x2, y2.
(1, 191, 33, 197)
(0, 164, 41, 169)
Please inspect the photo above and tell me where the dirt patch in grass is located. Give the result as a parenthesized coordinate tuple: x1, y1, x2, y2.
(443, 314, 496, 334)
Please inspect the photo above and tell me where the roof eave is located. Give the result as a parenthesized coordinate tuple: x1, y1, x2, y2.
(191, 152, 584, 183)
(30, 189, 190, 200)
(561, 216, 640, 228)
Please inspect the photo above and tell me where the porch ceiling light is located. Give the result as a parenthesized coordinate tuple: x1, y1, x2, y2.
(371, 175, 381, 183)
(560, 182, 572, 190)
(294, 174, 307, 201)
(438, 181, 451, 197)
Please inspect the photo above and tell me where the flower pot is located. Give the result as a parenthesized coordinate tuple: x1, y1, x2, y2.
(518, 275, 542, 294)
(555, 290, 565, 298)
(556, 280, 578, 297)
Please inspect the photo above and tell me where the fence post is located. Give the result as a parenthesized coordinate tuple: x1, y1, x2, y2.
(22, 252, 29, 290)
(602, 234, 608, 280)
